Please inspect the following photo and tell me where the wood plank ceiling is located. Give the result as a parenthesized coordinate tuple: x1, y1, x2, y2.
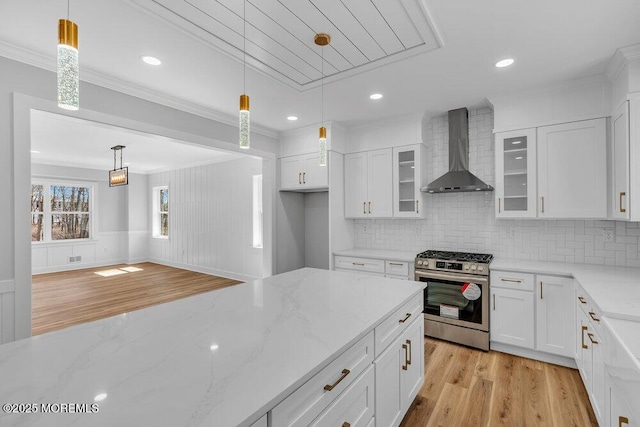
(132, 0, 442, 90)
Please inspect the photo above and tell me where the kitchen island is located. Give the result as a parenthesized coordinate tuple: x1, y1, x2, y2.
(0, 268, 425, 427)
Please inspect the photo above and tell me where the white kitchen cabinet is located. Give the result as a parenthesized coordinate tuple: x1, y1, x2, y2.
(495, 128, 537, 218)
(536, 275, 575, 358)
(490, 287, 535, 349)
(375, 315, 424, 427)
(392, 144, 426, 218)
(537, 118, 608, 218)
(280, 153, 328, 191)
(333, 254, 414, 280)
(345, 149, 392, 218)
(609, 376, 634, 427)
(611, 100, 640, 221)
(250, 414, 267, 427)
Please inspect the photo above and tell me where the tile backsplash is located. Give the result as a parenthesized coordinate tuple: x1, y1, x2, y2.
(354, 108, 640, 268)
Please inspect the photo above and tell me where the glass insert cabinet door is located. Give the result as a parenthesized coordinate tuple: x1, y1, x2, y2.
(495, 128, 537, 218)
(393, 144, 425, 218)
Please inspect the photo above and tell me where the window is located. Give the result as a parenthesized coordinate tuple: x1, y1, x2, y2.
(153, 186, 169, 238)
(252, 175, 263, 248)
(31, 183, 92, 242)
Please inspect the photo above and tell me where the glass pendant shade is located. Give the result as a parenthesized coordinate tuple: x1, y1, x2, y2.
(239, 94, 250, 149)
(319, 126, 327, 166)
(58, 19, 79, 110)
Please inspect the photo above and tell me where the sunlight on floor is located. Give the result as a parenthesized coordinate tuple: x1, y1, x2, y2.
(94, 266, 145, 277)
(119, 266, 144, 272)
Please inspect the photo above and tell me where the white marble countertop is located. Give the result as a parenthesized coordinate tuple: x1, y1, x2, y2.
(0, 268, 424, 427)
(491, 259, 640, 322)
(333, 248, 416, 263)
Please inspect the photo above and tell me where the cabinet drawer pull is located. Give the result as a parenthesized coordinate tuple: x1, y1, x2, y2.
(363, 202, 366, 214)
(298, 172, 302, 185)
(619, 416, 629, 427)
(620, 192, 626, 213)
(498, 197, 501, 213)
(500, 278, 523, 283)
(416, 200, 419, 214)
(589, 311, 600, 322)
(493, 293, 496, 311)
(398, 313, 411, 323)
(389, 262, 404, 266)
(406, 339, 412, 366)
(402, 343, 408, 371)
(352, 262, 365, 266)
(587, 333, 599, 345)
(342, 423, 351, 427)
(323, 369, 350, 391)
(578, 296, 587, 304)
(581, 325, 588, 349)
(368, 201, 371, 214)
(303, 172, 306, 184)
(540, 281, 543, 299)
(541, 196, 545, 214)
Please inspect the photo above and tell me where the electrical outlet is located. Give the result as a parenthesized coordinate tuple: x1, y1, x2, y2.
(603, 228, 614, 242)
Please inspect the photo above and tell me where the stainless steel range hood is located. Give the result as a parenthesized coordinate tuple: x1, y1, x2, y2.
(422, 108, 494, 193)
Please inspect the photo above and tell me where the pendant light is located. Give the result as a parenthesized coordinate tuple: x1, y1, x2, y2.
(239, 0, 250, 149)
(58, 0, 79, 110)
(109, 145, 128, 187)
(315, 33, 330, 167)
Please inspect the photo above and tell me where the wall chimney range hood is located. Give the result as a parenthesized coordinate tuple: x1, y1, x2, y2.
(422, 108, 494, 193)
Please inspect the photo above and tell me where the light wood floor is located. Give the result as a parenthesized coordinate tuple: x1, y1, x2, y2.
(400, 337, 597, 427)
(32, 262, 242, 336)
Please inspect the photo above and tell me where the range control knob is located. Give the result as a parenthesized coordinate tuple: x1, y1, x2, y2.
(478, 266, 484, 272)
(471, 265, 477, 270)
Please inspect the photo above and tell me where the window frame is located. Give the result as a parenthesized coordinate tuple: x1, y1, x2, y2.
(152, 185, 170, 239)
(31, 179, 95, 244)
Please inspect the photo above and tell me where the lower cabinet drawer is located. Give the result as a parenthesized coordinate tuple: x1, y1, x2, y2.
(374, 294, 423, 357)
(310, 365, 375, 427)
(271, 331, 375, 427)
(385, 261, 409, 277)
(490, 270, 535, 291)
(335, 256, 385, 274)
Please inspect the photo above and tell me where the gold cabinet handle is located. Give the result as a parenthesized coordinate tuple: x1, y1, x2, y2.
(493, 293, 496, 311)
(402, 343, 408, 371)
(587, 333, 599, 345)
(619, 416, 629, 427)
(389, 262, 403, 266)
(406, 339, 412, 366)
(298, 172, 302, 184)
(324, 368, 350, 391)
(589, 311, 600, 322)
(498, 197, 501, 213)
(501, 278, 522, 283)
(620, 192, 626, 213)
(581, 325, 588, 349)
(352, 262, 365, 266)
(398, 313, 411, 323)
(303, 172, 306, 184)
(363, 202, 366, 214)
(342, 423, 351, 427)
(540, 281, 543, 299)
(541, 196, 545, 214)
(368, 201, 371, 214)
(578, 296, 587, 304)
(416, 200, 419, 214)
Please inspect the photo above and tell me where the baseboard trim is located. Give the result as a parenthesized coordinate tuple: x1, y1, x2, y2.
(148, 258, 259, 283)
(32, 259, 128, 275)
(490, 342, 577, 369)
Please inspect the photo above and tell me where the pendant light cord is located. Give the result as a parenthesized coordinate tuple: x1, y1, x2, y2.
(243, 0, 246, 94)
(67, 0, 70, 19)
(321, 46, 324, 127)
(113, 149, 116, 171)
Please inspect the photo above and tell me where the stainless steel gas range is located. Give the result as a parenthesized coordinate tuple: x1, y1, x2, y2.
(414, 250, 493, 351)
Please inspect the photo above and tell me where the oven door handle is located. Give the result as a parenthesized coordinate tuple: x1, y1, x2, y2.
(415, 269, 488, 285)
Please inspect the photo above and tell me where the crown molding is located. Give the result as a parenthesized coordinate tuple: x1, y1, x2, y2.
(606, 44, 640, 82)
(0, 40, 280, 140)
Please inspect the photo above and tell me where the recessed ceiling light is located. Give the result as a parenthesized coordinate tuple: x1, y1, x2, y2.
(495, 58, 514, 68)
(287, 116, 298, 121)
(369, 93, 383, 100)
(515, 156, 523, 160)
(210, 344, 219, 351)
(94, 393, 107, 402)
(141, 56, 162, 66)
(30, 150, 40, 154)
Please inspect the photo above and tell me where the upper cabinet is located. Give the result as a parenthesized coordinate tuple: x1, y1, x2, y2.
(495, 118, 608, 219)
(280, 153, 328, 192)
(537, 118, 607, 219)
(611, 100, 640, 221)
(495, 128, 538, 218)
(392, 145, 426, 218)
(345, 149, 393, 218)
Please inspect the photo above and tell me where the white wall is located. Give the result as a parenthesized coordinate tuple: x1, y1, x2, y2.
(354, 107, 640, 268)
(127, 173, 150, 263)
(304, 192, 329, 269)
(147, 157, 264, 281)
(30, 164, 149, 273)
(4, 56, 279, 343)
